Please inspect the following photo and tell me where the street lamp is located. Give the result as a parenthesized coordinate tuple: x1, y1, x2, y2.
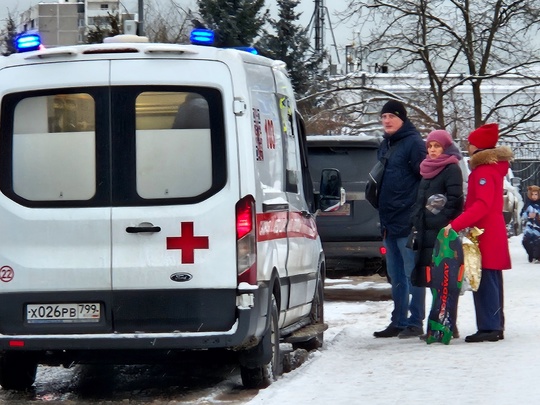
(354, 31, 363, 71)
(345, 44, 353, 74)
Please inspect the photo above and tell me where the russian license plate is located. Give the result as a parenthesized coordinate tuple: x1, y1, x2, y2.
(26, 303, 101, 323)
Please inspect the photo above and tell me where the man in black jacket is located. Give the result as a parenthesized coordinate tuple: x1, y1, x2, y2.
(373, 100, 427, 338)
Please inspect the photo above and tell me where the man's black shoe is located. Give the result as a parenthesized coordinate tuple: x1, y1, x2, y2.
(465, 330, 504, 343)
(373, 325, 404, 338)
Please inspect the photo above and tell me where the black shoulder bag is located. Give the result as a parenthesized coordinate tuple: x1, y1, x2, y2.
(365, 145, 395, 209)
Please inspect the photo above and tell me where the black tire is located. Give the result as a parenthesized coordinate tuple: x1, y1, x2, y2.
(240, 295, 281, 389)
(0, 352, 38, 390)
(292, 277, 324, 351)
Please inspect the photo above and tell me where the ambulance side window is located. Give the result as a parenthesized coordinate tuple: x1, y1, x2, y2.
(279, 95, 299, 194)
(11, 93, 96, 201)
(274, 70, 300, 194)
(135, 91, 212, 199)
(297, 114, 316, 212)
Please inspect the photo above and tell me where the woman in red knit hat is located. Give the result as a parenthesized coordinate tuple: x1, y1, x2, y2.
(444, 123, 513, 343)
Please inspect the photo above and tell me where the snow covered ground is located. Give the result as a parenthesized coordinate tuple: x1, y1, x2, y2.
(248, 235, 538, 405)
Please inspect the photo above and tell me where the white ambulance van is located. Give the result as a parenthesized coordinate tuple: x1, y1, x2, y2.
(0, 32, 343, 389)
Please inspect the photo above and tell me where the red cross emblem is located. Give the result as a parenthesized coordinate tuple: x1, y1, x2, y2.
(166, 222, 209, 264)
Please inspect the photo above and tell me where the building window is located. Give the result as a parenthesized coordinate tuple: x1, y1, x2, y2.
(100, 4, 109, 9)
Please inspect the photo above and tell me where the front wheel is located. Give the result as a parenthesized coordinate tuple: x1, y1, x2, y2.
(240, 295, 281, 388)
(0, 352, 38, 390)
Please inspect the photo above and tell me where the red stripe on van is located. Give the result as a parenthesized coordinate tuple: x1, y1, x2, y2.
(256, 211, 318, 242)
(287, 212, 318, 240)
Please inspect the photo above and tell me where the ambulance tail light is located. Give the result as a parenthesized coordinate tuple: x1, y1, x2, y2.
(236, 195, 257, 285)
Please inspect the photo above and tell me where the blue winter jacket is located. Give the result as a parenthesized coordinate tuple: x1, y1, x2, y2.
(378, 120, 426, 238)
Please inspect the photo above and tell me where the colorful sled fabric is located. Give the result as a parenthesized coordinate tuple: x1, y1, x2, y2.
(426, 228, 464, 345)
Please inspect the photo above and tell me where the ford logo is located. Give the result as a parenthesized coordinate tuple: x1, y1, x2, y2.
(170, 272, 193, 282)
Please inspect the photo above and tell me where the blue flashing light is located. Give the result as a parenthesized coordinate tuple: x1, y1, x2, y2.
(190, 29, 215, 46)
(232, 47, 259, 55)
(15, 32, 42, 52)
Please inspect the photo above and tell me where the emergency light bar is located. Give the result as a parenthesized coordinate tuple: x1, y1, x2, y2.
(189, 28, 258, 54)
(232, 46, 258, 55)
(15, 33, 42, 52)
(190, 29, 215, 46)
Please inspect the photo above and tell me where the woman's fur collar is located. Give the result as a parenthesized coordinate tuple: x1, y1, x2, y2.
(469, 146, 513, 170)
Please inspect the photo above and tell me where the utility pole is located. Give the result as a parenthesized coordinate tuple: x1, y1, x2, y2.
(313, 0, 324, 59)
(138, 0, 144, 36)
(307, 0, 340, 65)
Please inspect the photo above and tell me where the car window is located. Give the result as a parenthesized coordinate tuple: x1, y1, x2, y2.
(307, 146, 378, 190)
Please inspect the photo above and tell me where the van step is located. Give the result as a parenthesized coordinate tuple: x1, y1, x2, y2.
(284, 323, 328, 343)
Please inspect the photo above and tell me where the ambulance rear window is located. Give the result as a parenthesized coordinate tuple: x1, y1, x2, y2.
(135, 91, 212, 199)
(0, 87, 226, 208)
(12, 93, 97, 201)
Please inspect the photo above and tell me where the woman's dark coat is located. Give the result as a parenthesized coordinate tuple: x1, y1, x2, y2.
(410, 163, 464, 267)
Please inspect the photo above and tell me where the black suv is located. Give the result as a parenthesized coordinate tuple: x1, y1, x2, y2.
(307, 135, 386, 277)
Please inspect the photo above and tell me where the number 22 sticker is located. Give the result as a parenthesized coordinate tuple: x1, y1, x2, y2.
(0, 266, 14, 282)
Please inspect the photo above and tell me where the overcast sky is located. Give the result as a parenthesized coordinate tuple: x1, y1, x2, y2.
(1, 0, 354, 61)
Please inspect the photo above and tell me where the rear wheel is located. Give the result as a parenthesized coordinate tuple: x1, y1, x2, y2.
(240, 295, 281, 388)
(0, 352, 38, 390)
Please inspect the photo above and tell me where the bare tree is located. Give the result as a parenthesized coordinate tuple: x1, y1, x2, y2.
(86, 12, 122, 44)
(325, 0, 540, 140)
(143, 0, 191, 44)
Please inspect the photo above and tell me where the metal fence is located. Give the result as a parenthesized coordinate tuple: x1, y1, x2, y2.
(501, 141, 540, 198)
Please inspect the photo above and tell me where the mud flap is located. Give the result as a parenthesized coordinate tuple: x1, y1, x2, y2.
(238, 328, 272, 368)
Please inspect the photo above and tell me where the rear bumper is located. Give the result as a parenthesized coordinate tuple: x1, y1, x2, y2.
(0, 307, 260, 351)
(0, 287, 270, 353)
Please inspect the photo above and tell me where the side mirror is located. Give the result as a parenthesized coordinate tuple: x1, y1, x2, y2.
(510, 177, 521, 188)
(319, 168, 345, 212)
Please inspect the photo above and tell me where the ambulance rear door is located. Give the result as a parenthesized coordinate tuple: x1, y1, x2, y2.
(108, 59, 239, 333)
(0, 61, 112, 332)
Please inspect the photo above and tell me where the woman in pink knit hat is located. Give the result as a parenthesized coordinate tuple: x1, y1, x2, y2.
(444, 123, 513, 343)
(408, 129, 464, 339)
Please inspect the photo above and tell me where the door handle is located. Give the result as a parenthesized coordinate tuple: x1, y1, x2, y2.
(126, 226, 161, 233)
